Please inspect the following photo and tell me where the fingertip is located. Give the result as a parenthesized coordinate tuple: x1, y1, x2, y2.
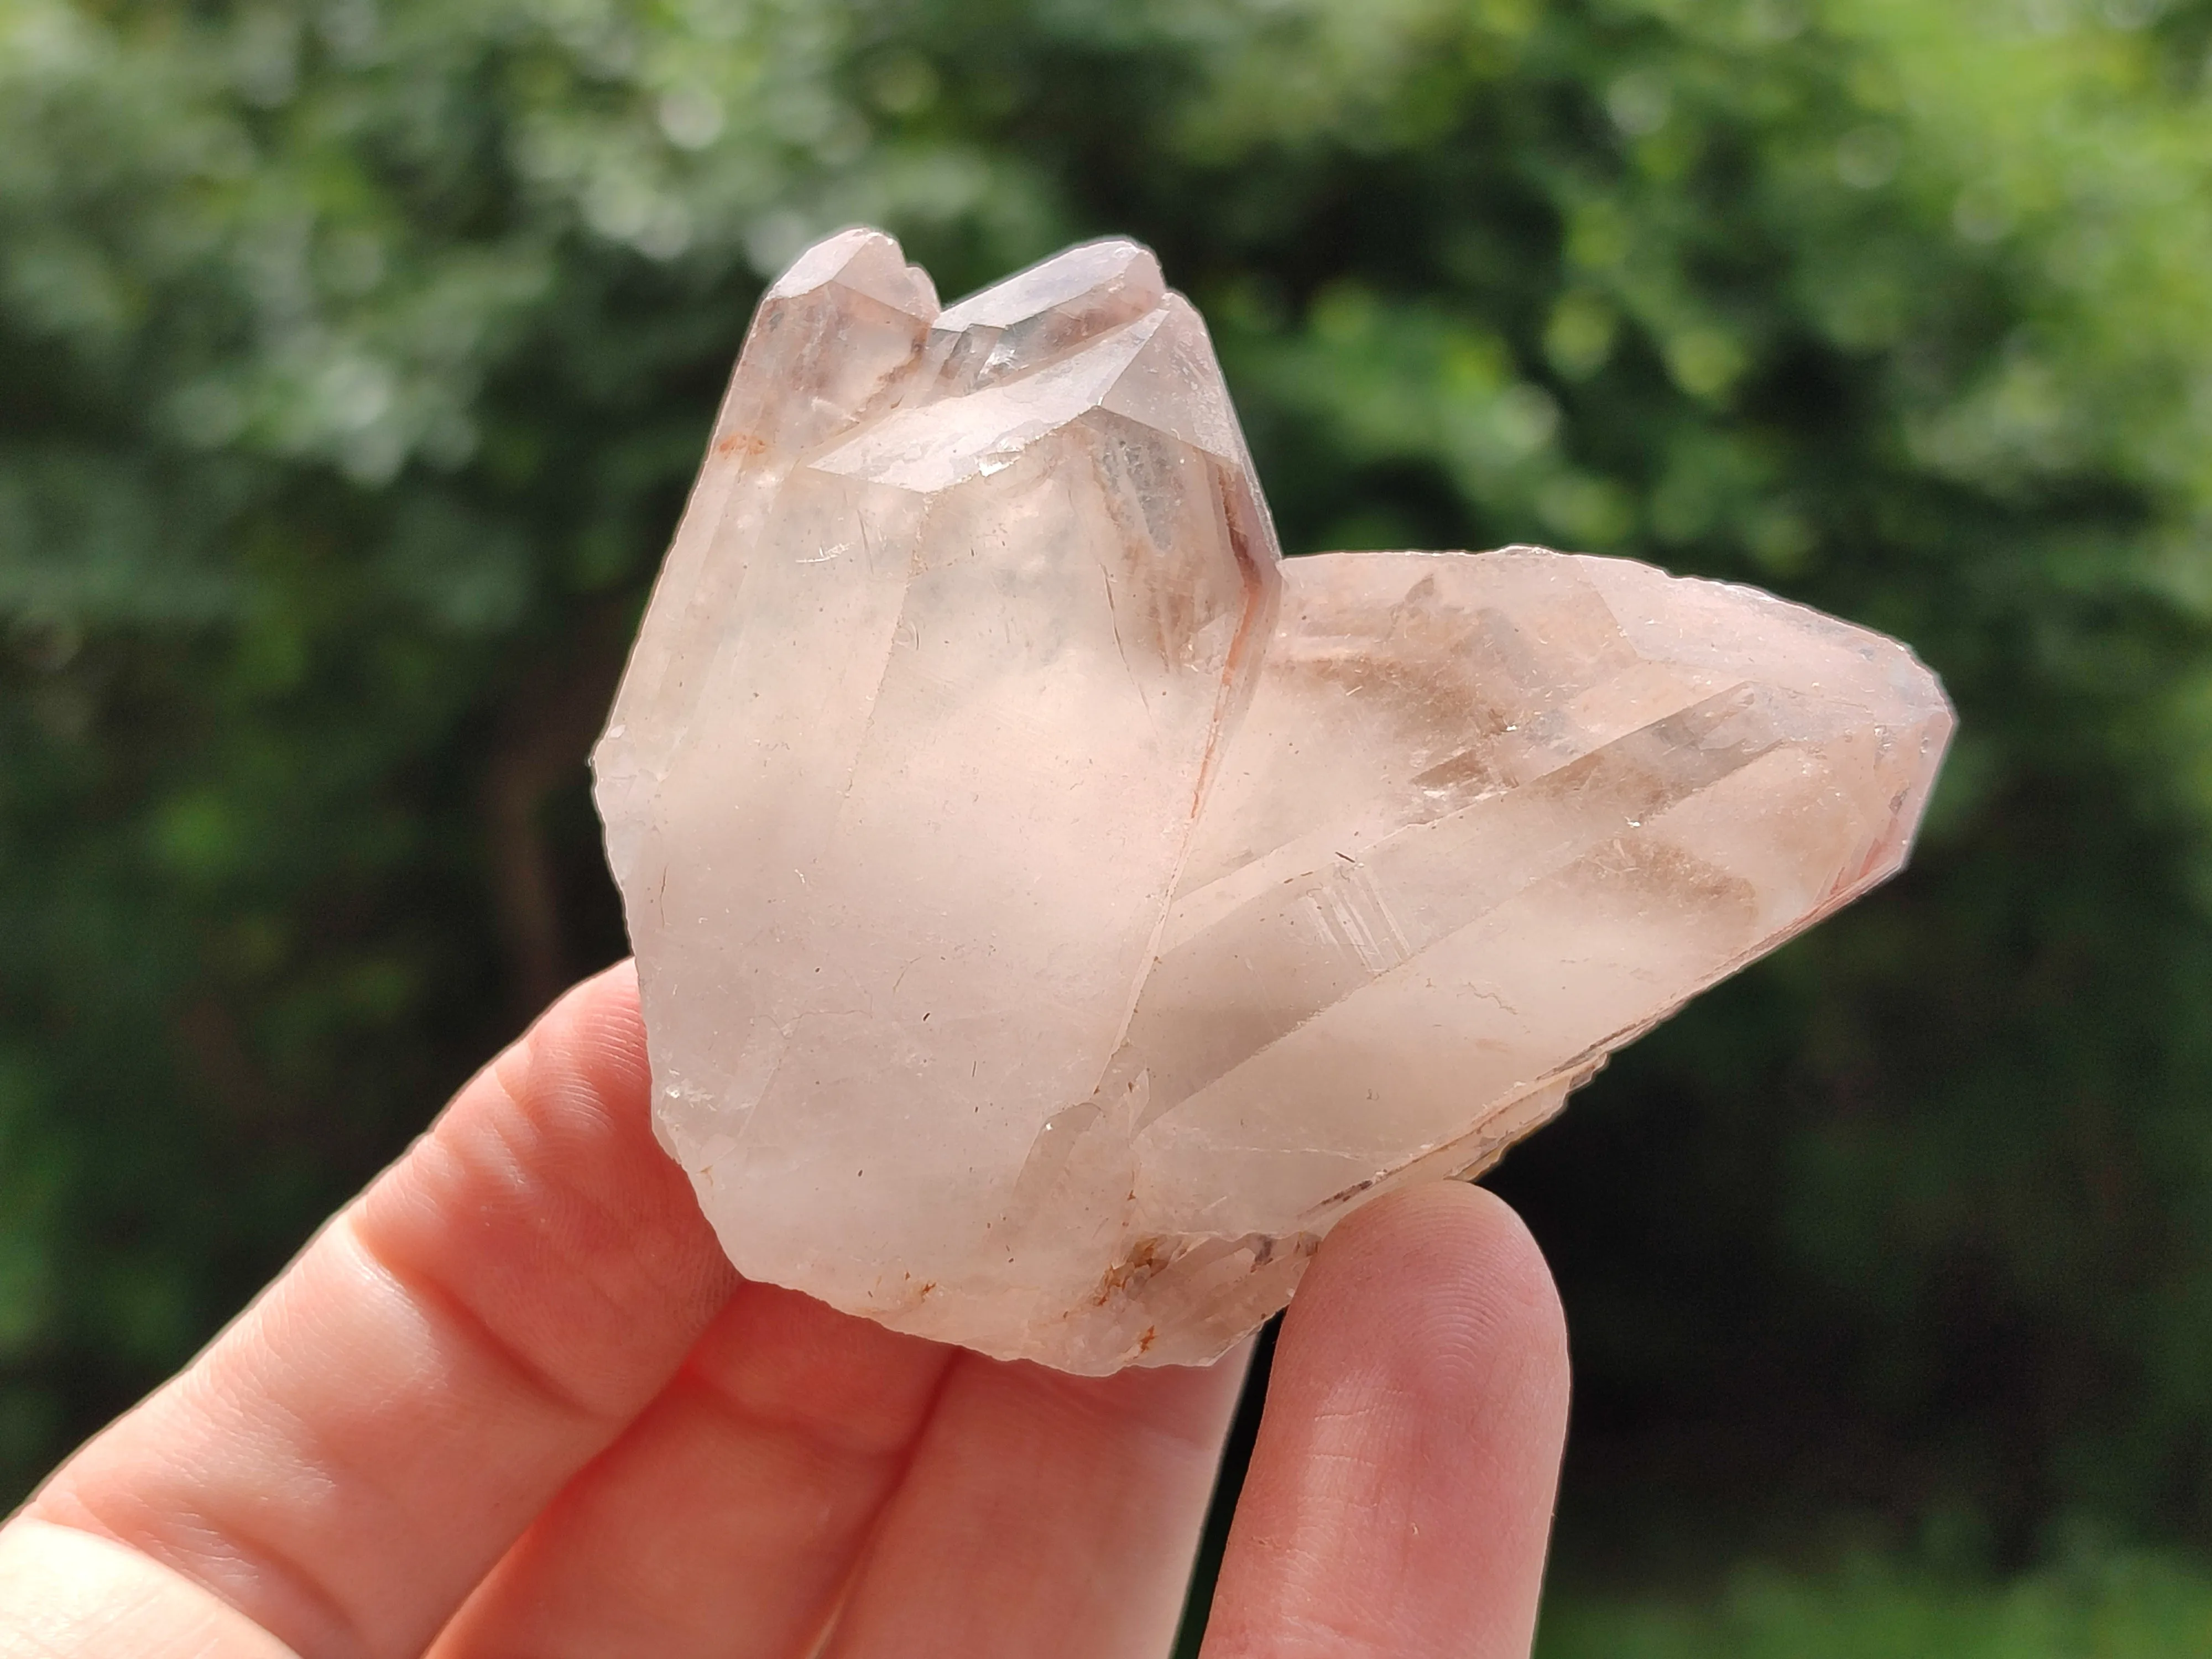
(343, 956, 731, 1447)
(1289, 1180, 1570, 1424)
(492, 956, 649, 1124)
(1203, 1181, 1571, 1659)
(1311, 1177, 1552, 1300)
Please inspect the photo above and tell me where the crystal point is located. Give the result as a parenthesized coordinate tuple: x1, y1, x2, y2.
(594, 231, 1953, 1374)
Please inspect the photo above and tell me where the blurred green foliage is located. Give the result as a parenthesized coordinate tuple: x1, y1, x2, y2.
(7, 0, 2212, 1603)
(1538, 1548, 2212, 1657)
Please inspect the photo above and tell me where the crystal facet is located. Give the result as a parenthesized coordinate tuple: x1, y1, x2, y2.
(593, 230, 1953, 1374)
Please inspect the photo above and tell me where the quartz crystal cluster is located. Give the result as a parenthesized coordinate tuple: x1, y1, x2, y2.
(592, 229, 1953, 1374)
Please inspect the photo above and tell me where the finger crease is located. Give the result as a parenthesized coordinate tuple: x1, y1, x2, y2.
(37, 1503, 366, 1659)
(677, 1360, 943, 1465)
(361, 1243, 622, 1430)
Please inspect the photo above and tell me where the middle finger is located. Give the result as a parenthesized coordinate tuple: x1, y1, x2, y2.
(818, 1340, 1250, 1659)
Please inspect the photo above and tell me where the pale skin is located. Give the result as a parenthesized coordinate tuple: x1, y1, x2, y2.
(0, 961, 1571, 1658)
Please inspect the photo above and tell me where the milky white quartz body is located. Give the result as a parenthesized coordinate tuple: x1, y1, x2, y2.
(592, 229, 1953, 1374)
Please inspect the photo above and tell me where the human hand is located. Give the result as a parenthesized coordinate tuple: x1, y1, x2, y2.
(0, 962, 1569, 1658)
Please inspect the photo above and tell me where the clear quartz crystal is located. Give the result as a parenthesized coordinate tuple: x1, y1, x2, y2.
(593, 229, 1954, 1374)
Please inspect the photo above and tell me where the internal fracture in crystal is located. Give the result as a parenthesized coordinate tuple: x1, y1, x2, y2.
(592, 229, 1953, 1374)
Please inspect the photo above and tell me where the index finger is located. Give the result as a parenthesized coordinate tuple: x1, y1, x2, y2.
(9, 961, 737, 1659)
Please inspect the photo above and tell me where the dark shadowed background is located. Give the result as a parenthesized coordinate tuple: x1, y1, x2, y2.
(8, 0, 2212, 1649)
